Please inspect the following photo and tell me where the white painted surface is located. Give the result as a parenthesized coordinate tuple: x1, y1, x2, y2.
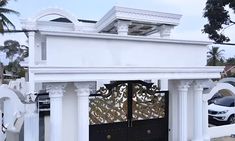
(45, 35, 207, 67)
(62, 83, 77, 141)
(20, 6, 224, 141)
(178, 81, 190, 141)
(75, 82, 90, 141)
(204, 81, 235, 139)
(46, 83, 66, 141)
(168, 80, 179, 141)
(192, 81, 204, 141)
(209, 124, 235, 138)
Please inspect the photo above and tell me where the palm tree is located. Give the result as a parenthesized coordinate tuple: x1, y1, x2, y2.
(0, 0, 19, 33)
(207, 47, 225, 66)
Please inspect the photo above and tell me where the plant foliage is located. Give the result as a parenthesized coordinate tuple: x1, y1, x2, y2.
(203, 0, 235, 43)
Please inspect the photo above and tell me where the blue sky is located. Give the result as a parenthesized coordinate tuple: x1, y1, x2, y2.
(1, 0, 235, 62)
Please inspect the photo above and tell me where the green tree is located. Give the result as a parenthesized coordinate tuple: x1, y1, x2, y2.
(226, 57, 235, 65)
(207, 47, 225, 66)
(0, 0, 19, 33)
(0, 40, 28, 83)
(203, 0, 235, 43)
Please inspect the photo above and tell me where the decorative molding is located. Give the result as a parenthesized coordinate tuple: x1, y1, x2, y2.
(30, 67, 224, 82)
(177, 80, 193, 91)
(39, 30, 212, 46)
(74, 82, 93, 97)
(115, 20, 131, 35)
(193, 79, 208, 91)
(45, 83, 67, 98)
(159, 25, 174, 38)
(96, 6, 182, 32)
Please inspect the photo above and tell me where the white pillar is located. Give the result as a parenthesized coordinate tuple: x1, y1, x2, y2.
(24, 103, 38, 141)
(202, 97, 210, 141)
(160, 79, 168, 91)
(192, 80, 204, 141)
(178, 80, 190, 141)
(28, 32, 35, 66)
(46, 83, 66, 141)
(116, 20, 131, 36)
(75, 82, 90, 141)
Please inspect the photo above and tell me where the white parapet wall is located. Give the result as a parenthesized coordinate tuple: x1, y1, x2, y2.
(209, 124, 235, 138)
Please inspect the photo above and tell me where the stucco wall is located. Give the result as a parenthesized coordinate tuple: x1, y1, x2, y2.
(44, 36, 207, 67)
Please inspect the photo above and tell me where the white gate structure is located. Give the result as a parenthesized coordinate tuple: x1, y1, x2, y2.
(204, 78, 235, 139)
(20, 6, 224, 141)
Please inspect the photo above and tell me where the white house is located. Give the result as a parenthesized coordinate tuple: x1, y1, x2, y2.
(19, 6, 224, 141)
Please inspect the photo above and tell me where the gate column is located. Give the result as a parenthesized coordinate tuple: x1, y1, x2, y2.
(75, 82, 90, 141)
(192, 80, 204, 141)
(46, 83, 66, 141)
(177, 80, 191, 141)
(202, 97, 210, 141)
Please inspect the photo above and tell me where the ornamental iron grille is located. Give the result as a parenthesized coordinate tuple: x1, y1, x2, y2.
(89, 80, 169, 141)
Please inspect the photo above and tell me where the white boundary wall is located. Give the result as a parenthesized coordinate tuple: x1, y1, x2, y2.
(205, 79, 235, 139)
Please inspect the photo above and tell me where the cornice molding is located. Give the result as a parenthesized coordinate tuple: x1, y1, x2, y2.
(96, 6, 182, 32)
(40, 30, 212, 46)
(29, 67, 224, 82)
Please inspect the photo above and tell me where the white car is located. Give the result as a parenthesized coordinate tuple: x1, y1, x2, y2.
(208, 96, 235, 124)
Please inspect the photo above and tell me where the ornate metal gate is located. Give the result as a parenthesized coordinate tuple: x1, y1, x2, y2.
(89, 80, 169, 141)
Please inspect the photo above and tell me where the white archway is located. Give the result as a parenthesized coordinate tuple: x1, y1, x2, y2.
(204, 83, 235, 101)
(32, 8, 79, 30)
(219, 77, 235, 83)
(0, 86, 25, 131)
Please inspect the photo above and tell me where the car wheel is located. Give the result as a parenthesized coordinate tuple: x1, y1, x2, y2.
(228, 115, 235, 124)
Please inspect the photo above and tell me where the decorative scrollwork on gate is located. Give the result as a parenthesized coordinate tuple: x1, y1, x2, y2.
(89, 83, 128, 125)
(132, 83, 166, 120)
(89, 81, 167, 125)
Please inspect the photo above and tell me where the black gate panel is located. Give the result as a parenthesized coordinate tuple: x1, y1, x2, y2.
(89, 80, 168, 141)
(90, 122, 127, 141)
(129, 119, 168, 141)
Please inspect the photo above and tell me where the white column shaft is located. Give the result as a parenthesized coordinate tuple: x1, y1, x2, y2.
(28, 32, 35, 66)
(192, 81, 204, 141)
(50, 96, 63, 141)
(24, 111, 39, 141)
(178, 88, 188, 141)
(76, 85, 90, 141)
(46, 83, 66, 141)
(203, 100, 210, 141)
(77, 95, 89, 141)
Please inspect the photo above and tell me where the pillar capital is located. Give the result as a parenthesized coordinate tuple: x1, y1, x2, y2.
(45, 83, 67, 98)
(74, 82, 93, 97)
(177, 80, 193, 91)
(193, 80, 207, 91)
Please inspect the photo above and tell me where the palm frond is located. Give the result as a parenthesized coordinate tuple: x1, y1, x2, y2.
(0, 8, 20, 15)
(0, 14, 15, 29)
(0, 0, 8, 7)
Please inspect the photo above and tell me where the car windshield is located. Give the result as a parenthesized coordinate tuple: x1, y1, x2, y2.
(214, 96, 235, 107)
